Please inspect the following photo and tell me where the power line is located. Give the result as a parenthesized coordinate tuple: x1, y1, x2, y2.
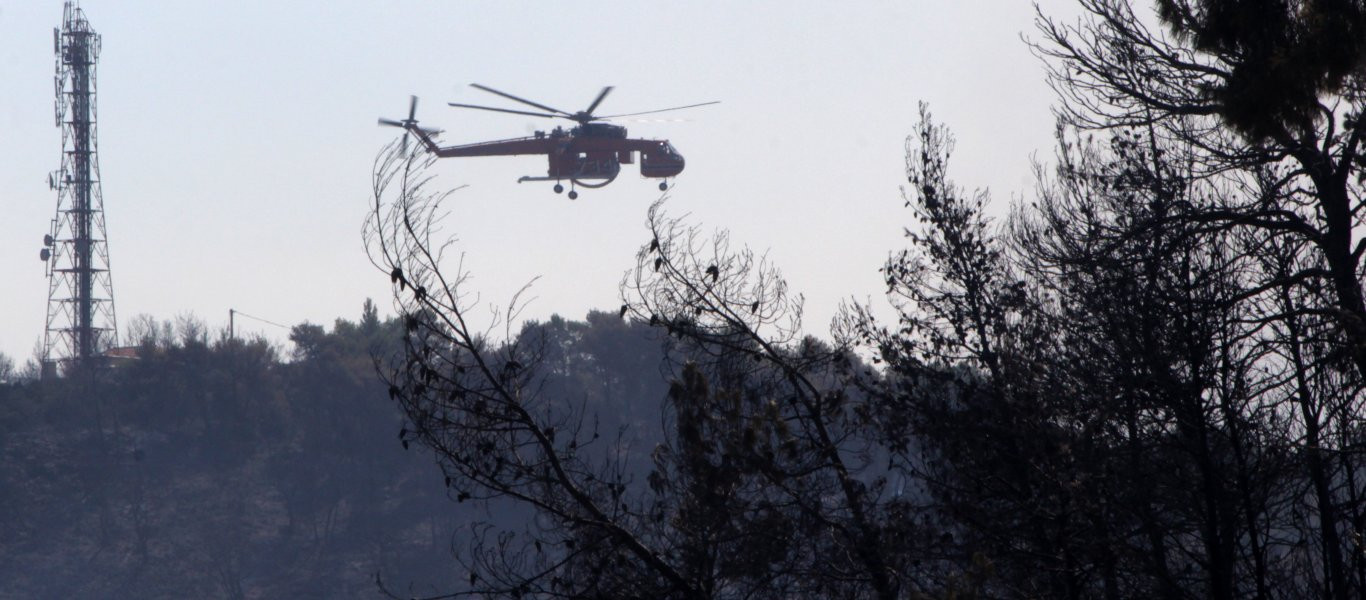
(229, 308, 291, 339)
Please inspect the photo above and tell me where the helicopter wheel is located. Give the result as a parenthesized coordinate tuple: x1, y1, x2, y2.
(553, 183, 564, 194)
(568, 190, 579, 200)
(658, 181, 669, 191)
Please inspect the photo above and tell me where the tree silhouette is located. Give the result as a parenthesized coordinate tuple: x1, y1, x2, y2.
(1034, 3, 1366, 596)
(354, 3, 1366, 598)
(366, 140, 938, 598)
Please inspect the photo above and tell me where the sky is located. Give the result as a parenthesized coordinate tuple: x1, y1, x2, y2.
(0, 0, 1081, 364)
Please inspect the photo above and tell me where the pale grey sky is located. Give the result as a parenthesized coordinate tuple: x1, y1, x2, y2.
(1, 0, 1078, 363)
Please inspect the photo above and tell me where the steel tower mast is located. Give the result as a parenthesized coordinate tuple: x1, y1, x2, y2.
(41, 1, 117, 373)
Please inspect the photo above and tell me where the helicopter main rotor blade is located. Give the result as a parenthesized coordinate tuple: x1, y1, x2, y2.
(408, 95, 418, 121)
(469, 83, 571, 116)
(598, 101, 721, 120)
(378, 118, 407, 128)
(583, 86, 614, 117)
(611, 117, 693, 123)
(447, 102, 566, 119)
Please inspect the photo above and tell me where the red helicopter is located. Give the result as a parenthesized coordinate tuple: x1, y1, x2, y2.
(379, 84, 717, 199)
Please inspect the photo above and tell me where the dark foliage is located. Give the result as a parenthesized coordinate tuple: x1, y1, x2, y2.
(0, 306, 671, 599)
(1154, 0, 1366, 140)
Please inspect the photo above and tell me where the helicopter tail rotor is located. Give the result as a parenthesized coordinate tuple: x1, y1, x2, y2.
(378, 96, 442, 154)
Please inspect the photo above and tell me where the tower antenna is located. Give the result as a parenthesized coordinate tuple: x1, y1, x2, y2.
(41, 1, 118, 376)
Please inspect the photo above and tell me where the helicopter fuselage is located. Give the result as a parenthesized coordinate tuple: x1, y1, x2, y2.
(419, 124, 685, 183)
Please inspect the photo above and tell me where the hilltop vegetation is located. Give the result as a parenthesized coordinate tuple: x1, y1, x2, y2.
(0, 305, 671, 599)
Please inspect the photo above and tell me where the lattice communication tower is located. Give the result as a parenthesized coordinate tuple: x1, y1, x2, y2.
(41, 1, 118, 371)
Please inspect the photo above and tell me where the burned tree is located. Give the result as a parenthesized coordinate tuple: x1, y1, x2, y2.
(365, 144, 935, 599)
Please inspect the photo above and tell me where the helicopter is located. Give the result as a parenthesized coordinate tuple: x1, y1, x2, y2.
(379, 84, 717, 199)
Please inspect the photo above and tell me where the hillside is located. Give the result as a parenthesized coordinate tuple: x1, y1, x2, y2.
(0, 305, 669, 599)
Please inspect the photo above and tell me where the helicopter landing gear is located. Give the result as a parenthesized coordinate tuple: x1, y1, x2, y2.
(658, 181, 669, 191)
(553, 183, 564, 194)
(568, 190, 579, 200)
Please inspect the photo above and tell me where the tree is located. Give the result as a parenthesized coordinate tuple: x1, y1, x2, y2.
(1016, 124, 1290, 599)
(854, 100, 1349, 599)
(625, 203, 936, 598)
(0, 352, 14, 384)
(365, 141, 942, 598)
(0, 306, 473, 598)
(1153, 0, 1366, 141)
(366, 145, 711, 598)
(1035, 0, 1366, 381)
(1033, 2, 1366, 596)
(854, 106, 1102, 598)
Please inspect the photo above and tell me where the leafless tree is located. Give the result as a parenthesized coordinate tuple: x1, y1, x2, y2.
(1032, 3, 1366, 596)
(365, 142, 941, 599)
